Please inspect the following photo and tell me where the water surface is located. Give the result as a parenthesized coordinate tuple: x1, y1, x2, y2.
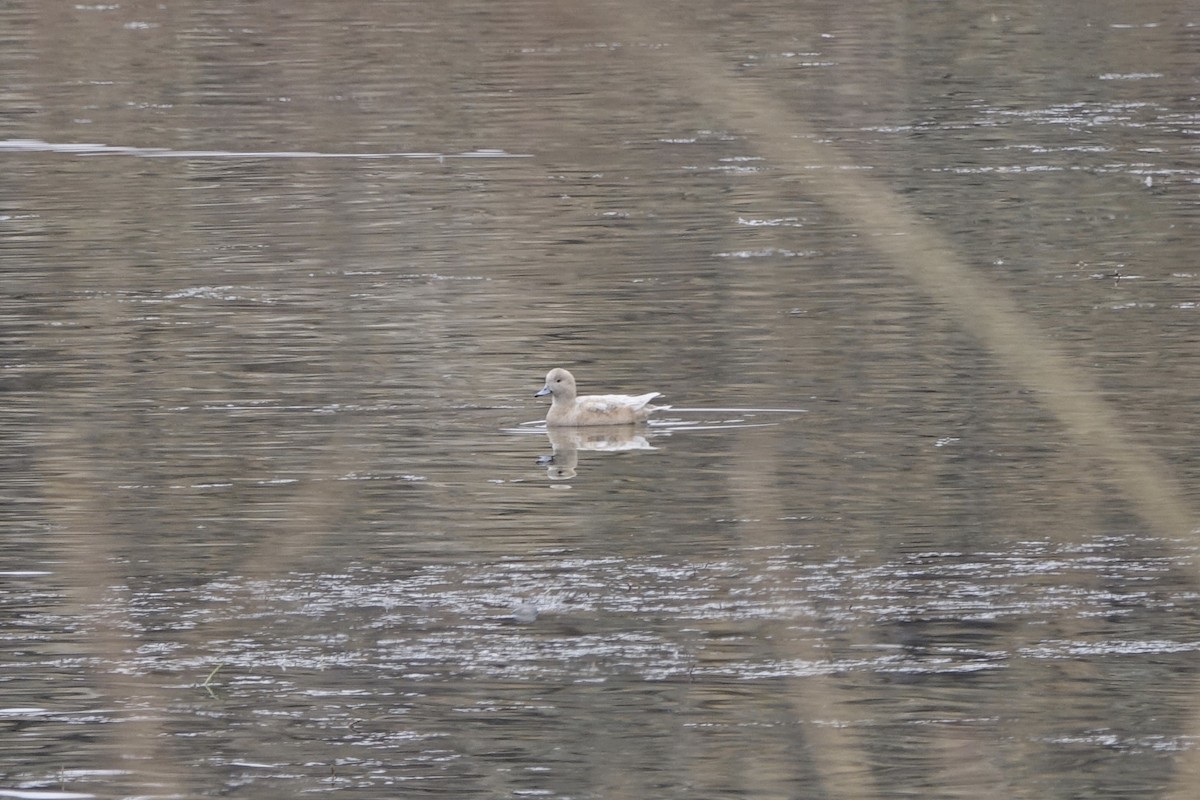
(3, 1, 1199, 798)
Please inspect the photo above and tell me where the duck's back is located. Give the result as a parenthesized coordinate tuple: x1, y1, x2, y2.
(549, 392, 667, 426)
(581, 392, 662, 413)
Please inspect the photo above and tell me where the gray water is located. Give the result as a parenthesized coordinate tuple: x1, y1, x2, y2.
(3, 1, 1200, 798)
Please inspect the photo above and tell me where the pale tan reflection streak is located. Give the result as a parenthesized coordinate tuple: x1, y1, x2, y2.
(598, 0, 1194, 540)
(38, 302, 186, 797)
(728, 427, 1018, 799)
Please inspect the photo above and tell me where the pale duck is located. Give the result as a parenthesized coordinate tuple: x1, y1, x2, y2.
(535, 367, 668, 427)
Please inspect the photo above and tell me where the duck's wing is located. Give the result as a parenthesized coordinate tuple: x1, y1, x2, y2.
(579, 392, 664, 413)
(625, 391, 665, 411)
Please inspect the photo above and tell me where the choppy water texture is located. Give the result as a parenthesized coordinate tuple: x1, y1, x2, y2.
(3, 1, 1199, 798)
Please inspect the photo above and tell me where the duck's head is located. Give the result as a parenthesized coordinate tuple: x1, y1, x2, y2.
(535, 367, 576, 400)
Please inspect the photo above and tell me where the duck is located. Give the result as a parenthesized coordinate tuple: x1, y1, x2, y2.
(535, 367, 669, 427)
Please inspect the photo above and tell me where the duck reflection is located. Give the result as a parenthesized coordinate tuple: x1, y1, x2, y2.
(538, 425, 656, 479)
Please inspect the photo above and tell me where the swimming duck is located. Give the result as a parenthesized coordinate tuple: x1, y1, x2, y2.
(535, 367, 668, 427)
